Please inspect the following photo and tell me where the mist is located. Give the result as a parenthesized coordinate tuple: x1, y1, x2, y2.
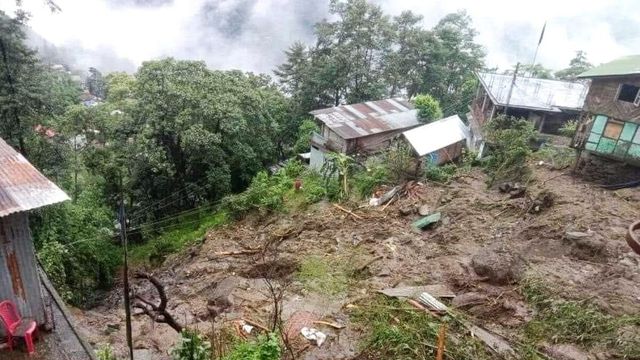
(4, 0, 640, 75)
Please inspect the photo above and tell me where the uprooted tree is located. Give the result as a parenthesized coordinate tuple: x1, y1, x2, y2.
(132, 272, 183, 333)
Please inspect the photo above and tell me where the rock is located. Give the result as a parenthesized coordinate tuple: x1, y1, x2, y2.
(133, 349, 153, 360)
(565, 231, 593, 240)
(542, 344, 589, 360)
(570, 237, 607, 260)
(471, 247, 524, 285)
(418, 204, 430, 216)
(451, 292, 487, 308)
(399, 206, 414, 216)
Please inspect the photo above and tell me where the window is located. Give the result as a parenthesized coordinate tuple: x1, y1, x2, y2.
(616, 84, 640, 105)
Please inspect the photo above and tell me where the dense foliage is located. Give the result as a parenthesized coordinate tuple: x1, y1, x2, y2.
(171, 329, 212, 360)
(414, 94, 443, 123)
(484, 115, 536, 187)
(275, 0, 485, 117)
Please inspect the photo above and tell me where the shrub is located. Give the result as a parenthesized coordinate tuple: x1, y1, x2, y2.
(353, 163, 390, 198)
(96, 345, 118, 360)
(558, 120, 578, 138)
(171, 329, 212, 360)
(384, 143, 416, 182)
(414, 94, 443, 123)
(223, 333, 281, 360)
(484, 115, 536, 187)
(424, 163, 458, 183)
(293, 119, 319, 154)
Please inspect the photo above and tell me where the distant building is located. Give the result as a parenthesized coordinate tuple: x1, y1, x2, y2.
(309, 98, 421, 169)
(0, 137, 69, 326)
(573, 55, 640, 163)
(469, 73, 588, 147)
(402, 115, 471, 166)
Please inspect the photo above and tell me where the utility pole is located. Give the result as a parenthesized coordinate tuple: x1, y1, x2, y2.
(119, 194, 134, 360)
(504, 62, 520, 115)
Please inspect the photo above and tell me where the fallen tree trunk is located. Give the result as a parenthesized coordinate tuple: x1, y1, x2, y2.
(132, 272, 183, 333)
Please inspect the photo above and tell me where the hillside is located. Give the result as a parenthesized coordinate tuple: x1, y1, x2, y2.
(77, 162, 640, 360)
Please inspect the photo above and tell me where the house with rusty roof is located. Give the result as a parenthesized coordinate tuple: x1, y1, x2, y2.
(308, 98, 420, 169)
(0, 137, 96, 359)
(572, 55, 640, 164)
(469, 73, 588, 144)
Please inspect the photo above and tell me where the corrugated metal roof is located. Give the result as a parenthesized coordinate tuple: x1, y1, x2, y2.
(402, 115, 470, 156)
(579, 55, 640, 78)
(478, 72, 588, 112)
(0, 137, 70, 217)
(310, 98, 420, 140)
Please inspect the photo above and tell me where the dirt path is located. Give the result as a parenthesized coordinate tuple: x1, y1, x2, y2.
(76, 165, 640, 359)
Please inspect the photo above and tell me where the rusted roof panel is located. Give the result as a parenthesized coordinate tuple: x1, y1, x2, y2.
(0, 138, 70, 217)
(310, 98, 419, 140)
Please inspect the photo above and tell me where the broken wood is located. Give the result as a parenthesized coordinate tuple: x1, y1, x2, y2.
(313, 320, 345, 329)
(132, 272, 183, 333)
(378, 285, 455, 299)
(213, 249, 261, 256)
(332, 203, 364, 220)
(463, 322, 515, 356)
(436, 323, 446, 360)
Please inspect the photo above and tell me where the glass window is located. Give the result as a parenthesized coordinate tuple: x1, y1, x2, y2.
(603, 120, 624, 139)
(617, 84, 640, 103)
(591, 115, 607, 134)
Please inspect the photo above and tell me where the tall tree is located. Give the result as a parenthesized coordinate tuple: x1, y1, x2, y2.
(0, 11, 46, 154)
(555, 51, 593, 80)
(419, 10, 485, 115)
(86, 67, 105, 98)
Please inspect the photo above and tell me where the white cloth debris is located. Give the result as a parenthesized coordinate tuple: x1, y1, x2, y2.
(242, 324, 254, 334)
(301, 327, 326, 346)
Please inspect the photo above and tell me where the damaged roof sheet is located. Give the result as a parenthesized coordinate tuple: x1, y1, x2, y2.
(0, 137, 70, 217)
(402, 115, 470, 157)
(478, 72, 588, 112)
(309, 98, 420, 139)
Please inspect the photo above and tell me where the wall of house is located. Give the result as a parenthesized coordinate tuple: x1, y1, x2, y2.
(580, 113, 640, 161)
(424, 140, 466, 165)
(0, 212, 46, 327)
(321, 126, 347, 152)
(353, 130, 409, 154)
(584, 75, 640, 122)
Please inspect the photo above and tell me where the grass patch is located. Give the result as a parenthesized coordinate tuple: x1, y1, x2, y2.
(129, 210, 227, 266)
(350, 296, 492, 360)
(520, 277, 640, 358)
(295, 255, 350, 296)
(532, 145, 576, 170)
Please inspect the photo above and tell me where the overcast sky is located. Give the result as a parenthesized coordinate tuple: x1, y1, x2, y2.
(2, 0, 639, 74)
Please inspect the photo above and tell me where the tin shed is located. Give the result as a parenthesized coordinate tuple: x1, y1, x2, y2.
(402, 115, 471, 165)
(0, 137, 70, 325)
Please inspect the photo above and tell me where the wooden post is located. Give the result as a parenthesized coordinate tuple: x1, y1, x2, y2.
(538, 114, 546, 132)
(504, 63, 520, 115)
(119, 198, 134, 360)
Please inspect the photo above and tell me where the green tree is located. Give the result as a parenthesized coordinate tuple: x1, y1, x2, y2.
(86, 66, 105, 98)
(414, 94, 443, 123)
(555, 51, 593, 80)
(0, 11, 47, 154)
(419, 11, 485, 115)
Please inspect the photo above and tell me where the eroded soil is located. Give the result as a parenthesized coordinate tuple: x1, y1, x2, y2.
(76, 163, 640, 359)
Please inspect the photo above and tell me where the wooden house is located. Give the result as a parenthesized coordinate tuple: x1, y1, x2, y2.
(0, 137, 69, 328)
(572, 55, 640, 163)
(309, 98, 421, 169)
(469, 73, 588, 148)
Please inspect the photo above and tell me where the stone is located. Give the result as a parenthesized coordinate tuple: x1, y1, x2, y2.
(133, 349, 153, 360)
(418, 204, 430, 216)
(565, 231, 593, 240)
(543, 344, 589, 360)
(471, 247, 524, 285)
(399, 206, 414, 216)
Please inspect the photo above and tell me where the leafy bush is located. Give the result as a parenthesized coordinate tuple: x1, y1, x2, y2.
(33, 186, 121, 306)
(558, 120, 578, 138)
(484, 115, 536, 187)
(223, 333, 281, 360)
(353, 162, 390, 198)
(384, 143, 417, 182)
(424, 163, 458, 183)
(293, 119, 319, 154)
(414, 94, 443, 123)
(171, 329, 212, 360)
(532, 145, 576, 170)
(96, 345, 118, 360)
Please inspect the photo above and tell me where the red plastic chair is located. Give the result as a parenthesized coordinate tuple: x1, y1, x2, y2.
(0, 300, 38, 354)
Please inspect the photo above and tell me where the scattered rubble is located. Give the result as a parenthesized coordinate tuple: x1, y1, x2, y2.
(471, 247, 524, 285)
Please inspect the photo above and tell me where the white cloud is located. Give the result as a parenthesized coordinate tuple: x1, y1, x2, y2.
(2, 0, 639, 74)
